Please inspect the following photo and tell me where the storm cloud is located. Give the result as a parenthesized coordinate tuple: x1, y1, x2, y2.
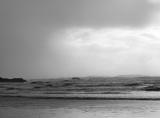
(0, 0, 160, 78)
(0, 0, 157, 28)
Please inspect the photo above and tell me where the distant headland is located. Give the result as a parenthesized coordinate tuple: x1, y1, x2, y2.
(0, 77, 26, 82)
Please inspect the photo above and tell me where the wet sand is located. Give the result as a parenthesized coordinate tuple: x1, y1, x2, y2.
(1, 97, 160, 118)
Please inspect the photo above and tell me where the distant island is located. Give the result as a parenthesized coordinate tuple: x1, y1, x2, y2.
(0, 77, 26, 82)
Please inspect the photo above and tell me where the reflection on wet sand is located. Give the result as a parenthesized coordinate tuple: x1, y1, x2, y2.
(0, 97, 160, 118)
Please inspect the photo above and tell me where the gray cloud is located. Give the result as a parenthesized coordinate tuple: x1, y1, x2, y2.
(0, 0, 158, 78)
(75, 0, 156, 27)
(0, 0, 156, 28)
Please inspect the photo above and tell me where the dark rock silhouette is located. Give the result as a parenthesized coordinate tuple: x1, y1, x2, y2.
(46, 84, 53, 87)
(62, 82, 73, 87)
(33, 86, 42, 89)
(0, 77, 26, 82)
(124, 83, 142, 86)
(30, 81, 44, 84)
(143, 85, 160, 91)
(72, 77, 80, 80)
(6, 87, 15, 90)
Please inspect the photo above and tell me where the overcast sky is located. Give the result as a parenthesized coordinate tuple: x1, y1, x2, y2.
(1, 0, 160, 78)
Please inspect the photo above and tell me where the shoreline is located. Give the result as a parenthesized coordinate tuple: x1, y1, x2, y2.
(1, 93, 160, 100)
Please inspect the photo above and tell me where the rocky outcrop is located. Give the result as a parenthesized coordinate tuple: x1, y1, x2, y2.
(0, 77, 26, 82)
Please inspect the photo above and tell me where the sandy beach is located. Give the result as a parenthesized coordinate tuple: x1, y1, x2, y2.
(1, 97, 160, 118)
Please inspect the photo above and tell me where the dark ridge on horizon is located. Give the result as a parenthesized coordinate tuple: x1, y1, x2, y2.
(31, 75, 160, 79)
(0, 77, 26, 82)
